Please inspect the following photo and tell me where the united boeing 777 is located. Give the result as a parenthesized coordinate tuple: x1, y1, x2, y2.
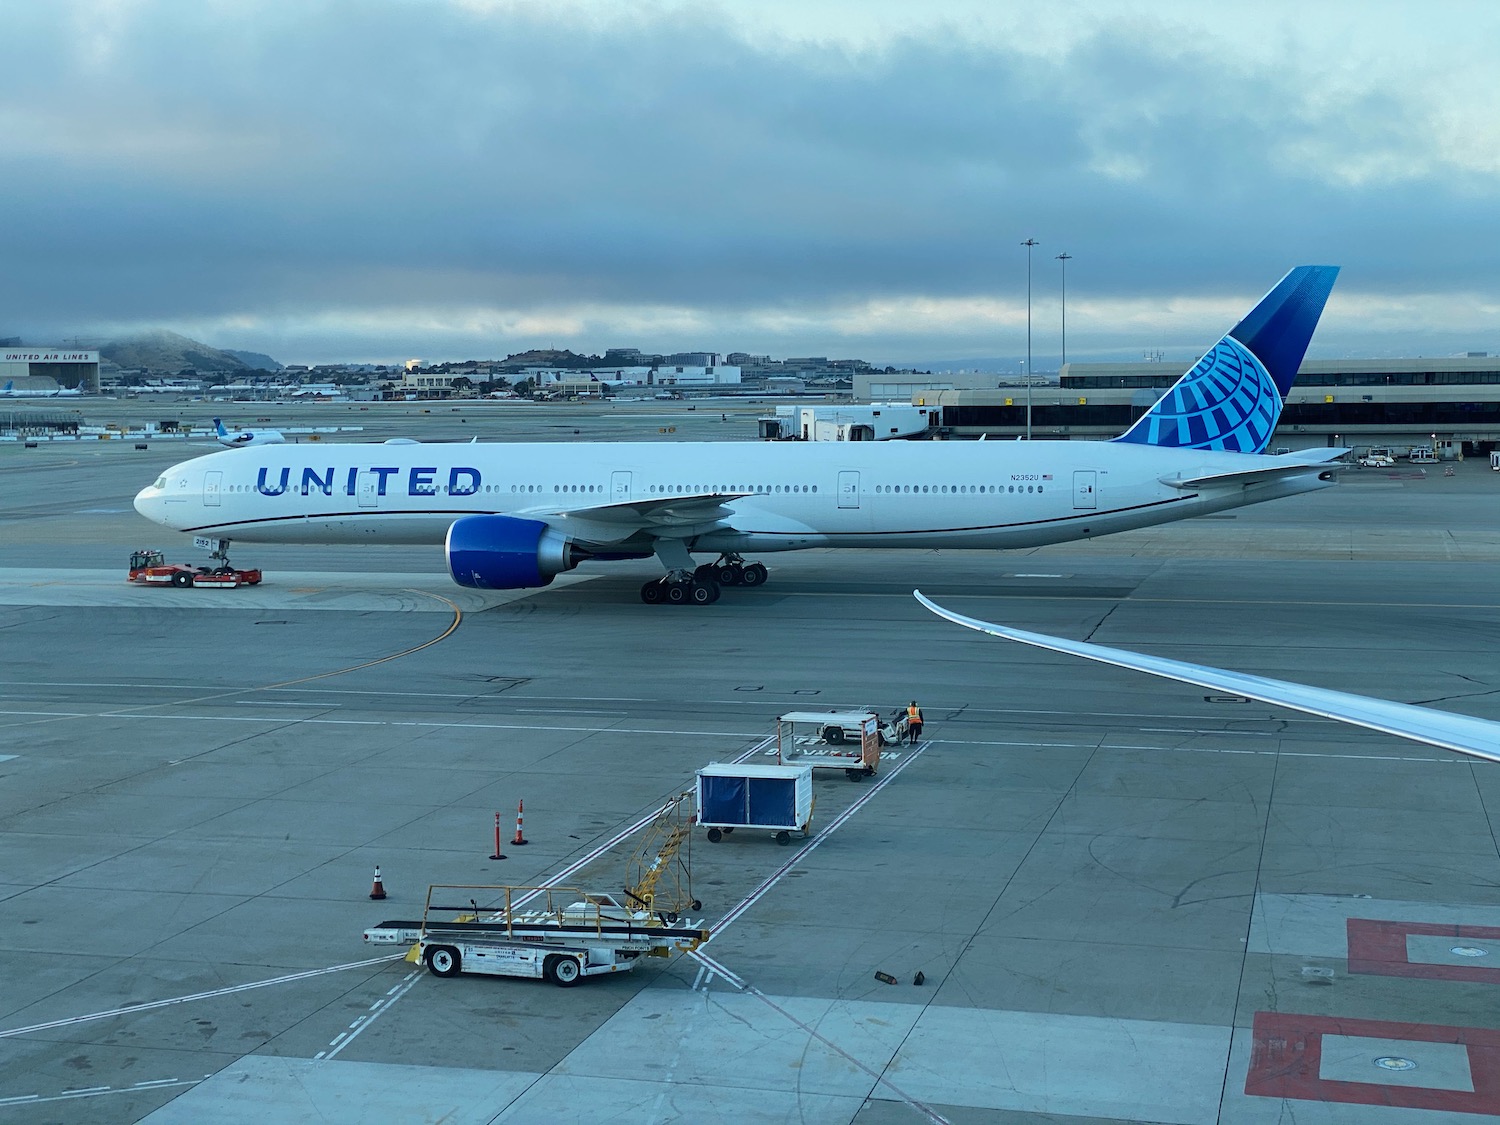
(135, 266, 1342, 606)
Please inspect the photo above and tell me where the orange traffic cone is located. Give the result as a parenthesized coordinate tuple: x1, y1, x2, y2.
(369, 865, 387, 900)
(512, 800, 528, 846)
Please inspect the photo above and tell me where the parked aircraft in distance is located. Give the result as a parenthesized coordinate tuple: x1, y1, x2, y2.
(135, 266, 1342, 607)
(1, 379, 81, 398)
(213, 417, 285, 448)
(914, 592, 1499, 764)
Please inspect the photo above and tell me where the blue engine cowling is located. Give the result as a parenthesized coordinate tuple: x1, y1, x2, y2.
(445, 515, 580, 589)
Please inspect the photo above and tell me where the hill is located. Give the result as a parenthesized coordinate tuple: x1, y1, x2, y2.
(101, 330, 249, 374)
(224, 349, 282, 371)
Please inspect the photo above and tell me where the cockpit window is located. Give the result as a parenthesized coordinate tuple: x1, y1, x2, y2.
(153, 476, 166, 489)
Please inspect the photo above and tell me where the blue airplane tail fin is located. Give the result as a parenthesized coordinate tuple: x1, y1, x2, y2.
(213, 417, 227, 437)
(1113, 265, 1338, 454)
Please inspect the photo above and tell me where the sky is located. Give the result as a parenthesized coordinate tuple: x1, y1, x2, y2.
(4, 0, 1500, 367)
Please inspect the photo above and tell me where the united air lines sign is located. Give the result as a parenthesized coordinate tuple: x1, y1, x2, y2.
(2, 351, 98, 362)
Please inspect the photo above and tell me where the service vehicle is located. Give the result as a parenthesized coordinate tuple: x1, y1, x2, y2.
(1408, 447, 1438, 464)
(363, 884, 708, 987)
(1357, 448, 1396, 468)
(127, 548, 262, 588)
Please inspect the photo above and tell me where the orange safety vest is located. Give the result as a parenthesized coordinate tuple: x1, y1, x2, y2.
(907, 705, 922, 724)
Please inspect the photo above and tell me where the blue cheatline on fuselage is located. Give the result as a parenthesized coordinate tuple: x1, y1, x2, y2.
(1113, 265, 1339, 454)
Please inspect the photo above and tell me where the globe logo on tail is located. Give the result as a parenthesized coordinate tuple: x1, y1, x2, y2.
(1125, 335, 1281, 453)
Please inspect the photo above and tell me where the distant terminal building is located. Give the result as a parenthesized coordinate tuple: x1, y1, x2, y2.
(921, 356, 1500, 459)
(1, 348, 100, 393)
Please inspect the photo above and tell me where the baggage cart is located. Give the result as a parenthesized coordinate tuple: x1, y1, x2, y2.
(696, 762, 814, 846)
(775, 710, 882, 779)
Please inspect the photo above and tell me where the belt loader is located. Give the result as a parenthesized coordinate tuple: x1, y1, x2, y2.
(363, 884, 709, 987)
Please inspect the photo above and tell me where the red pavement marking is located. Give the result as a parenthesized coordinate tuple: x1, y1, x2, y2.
(1348, 918, 1500, 984)
(1246, 1012, 1500, 1114)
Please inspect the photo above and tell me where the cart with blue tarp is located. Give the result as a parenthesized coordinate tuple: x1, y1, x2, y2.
(695, 762, 815, 846)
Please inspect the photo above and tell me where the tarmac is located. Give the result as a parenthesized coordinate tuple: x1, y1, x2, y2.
(2, 402, 1498, 1125)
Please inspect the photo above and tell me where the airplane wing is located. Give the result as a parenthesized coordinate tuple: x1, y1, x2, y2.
(1160, 450, 1348, 490)
(515, 491, 752, 544)
(913, 591, 1500, 764)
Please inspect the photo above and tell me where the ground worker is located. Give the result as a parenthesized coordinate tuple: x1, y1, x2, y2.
(906, 700, 924, 744)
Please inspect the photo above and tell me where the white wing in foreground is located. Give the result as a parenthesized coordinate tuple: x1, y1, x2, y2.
(913, 591, 1499, 764)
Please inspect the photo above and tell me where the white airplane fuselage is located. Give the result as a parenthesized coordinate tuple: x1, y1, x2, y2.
(135, 439, 1336, 554)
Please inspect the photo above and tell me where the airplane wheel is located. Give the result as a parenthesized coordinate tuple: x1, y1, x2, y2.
(641, 581, 665, 604)
(741, 562, 768, 587)
(689, 580, 718, 605)
(666, 583, 688, 605)
(694, 563, 716, 581)
(716, 564, 743, 585)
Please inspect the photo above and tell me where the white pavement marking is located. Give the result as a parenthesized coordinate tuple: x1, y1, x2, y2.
(688, 950, 950, 1125)
(0, 708, 759, 739)
(308, 733, 781, 1057)
(322, 969, 423, 1060)
(0, 955, 402, 1040)
(0, 1079, 201, 1107)
(707, 740, 934, 938)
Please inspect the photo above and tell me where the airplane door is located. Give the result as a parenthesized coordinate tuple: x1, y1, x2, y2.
(838, 470, 860, 509)
(611, 471, 632, 502)
(357, 471, 380, 508)
(204, 470, 222, 507)
(1073, 470, 1097, 510)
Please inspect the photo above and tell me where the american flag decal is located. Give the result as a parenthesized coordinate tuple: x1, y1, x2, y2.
(1042, 474, 1053, 480)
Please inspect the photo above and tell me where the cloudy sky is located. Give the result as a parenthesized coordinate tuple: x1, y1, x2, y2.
(5, 0, 1499, 366)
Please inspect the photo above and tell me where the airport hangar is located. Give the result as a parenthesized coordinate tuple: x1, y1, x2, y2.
(858, 356, 1500, 459)
(0, 347, 100, 393)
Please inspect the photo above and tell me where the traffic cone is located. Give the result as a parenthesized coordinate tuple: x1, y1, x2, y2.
(512, 800, 528, 846)
(368, 865, 387, 900)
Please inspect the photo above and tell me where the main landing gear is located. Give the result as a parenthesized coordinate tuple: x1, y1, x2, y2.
(695, 554, 768, 588)
(639, 553, 769, 606)
(640, 575, 720, 605)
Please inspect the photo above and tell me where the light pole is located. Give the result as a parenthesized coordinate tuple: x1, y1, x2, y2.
(1022, 238, 1038, 439)
(1055, 252, 1071, 369)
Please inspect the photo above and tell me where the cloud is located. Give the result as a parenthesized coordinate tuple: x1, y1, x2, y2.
(2, 1, 1497, 361)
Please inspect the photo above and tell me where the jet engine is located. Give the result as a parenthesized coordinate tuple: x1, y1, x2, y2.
(445, 514, 584, 589)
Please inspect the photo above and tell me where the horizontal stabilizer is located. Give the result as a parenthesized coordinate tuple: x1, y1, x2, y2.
(1160, 449, 1348, 490)
(915, 591, 1500, 764)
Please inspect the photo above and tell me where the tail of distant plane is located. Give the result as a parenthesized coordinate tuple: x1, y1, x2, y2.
(1, 381, 12, 394)
(214, 417, 228, 438)
(1113, 265, 1339, 454)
